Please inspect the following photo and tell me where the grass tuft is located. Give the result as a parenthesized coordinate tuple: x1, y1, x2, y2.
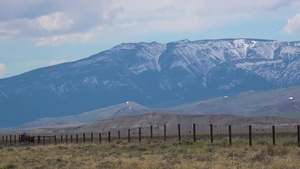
(283, 140, 297, 146)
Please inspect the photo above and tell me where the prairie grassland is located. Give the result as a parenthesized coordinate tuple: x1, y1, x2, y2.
(0, 138, 300, 169)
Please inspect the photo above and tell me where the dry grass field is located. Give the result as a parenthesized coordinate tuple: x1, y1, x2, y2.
(1, 137, 300, 169)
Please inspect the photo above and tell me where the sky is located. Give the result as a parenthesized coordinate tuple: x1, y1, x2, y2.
(0, 0, 300, 78)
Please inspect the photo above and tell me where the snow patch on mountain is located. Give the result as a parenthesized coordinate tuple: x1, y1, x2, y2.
(218, 80, 243, 90)
(0, 90, 8, 97)
(280, 59, 300, 85)
(71, 56, 112, 68)
(83, 77, 98, 85)
(102, 80, 127, 88)
(236, 60, 282, 70)
(177, 82, 183, 88)
(58, 82, 72, 93)
(128, 43, 166, 74)
(280, 46, 299, 55)
(112, 43, 136, 51)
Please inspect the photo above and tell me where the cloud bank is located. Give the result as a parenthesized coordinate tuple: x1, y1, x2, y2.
(36, 12, 73, 31)
(284, 13, 300, 34)
(0, 0, 298, 46)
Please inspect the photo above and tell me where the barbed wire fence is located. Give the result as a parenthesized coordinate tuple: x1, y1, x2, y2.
(0, 123, 299, 147)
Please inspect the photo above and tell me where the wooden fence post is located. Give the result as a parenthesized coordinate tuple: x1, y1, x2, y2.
(42, 136, 44, 145)
(83, 133, 86, 143)
(139, 127, 142, 142)
(229, 125, 232, 145)
(38, 136, 40, 145)
(66, 135, 68, 145)
(5, 135, 7, 144)
(249, 125, 252, 147)
(272, 126, 276, 146)
(178, 124, 181, 141)
(164, 124, 167, 141)
(108, 131, 111, 143)
(2, 135, 4, 143)
(128, 129, 130, 143)
(54, 135, 57, 145)
(297, 125, 300, 147)
(76, 134, 79, 143)
(91, 133, 93, 142)
(99, 133, 102, 144)
(210, 124, 213, 143)
(193, 123, 196, 142)
(61, 135, 63, 143)
(150, 125, 153, 139)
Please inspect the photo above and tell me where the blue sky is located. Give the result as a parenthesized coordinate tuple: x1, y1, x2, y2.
(0, 0, 300, 78)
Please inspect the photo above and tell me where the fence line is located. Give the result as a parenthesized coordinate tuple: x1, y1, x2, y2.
(1, 124, 300, 147)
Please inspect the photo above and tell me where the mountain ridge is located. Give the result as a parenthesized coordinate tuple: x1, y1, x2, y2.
(1, 38, 300, 127)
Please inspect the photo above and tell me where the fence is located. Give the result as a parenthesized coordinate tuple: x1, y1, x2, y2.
(1, 124, 300, 147)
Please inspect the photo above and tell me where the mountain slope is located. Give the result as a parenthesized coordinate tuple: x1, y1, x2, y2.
(253, 101, 300, 118)
(198, 85, 300, 113)
(1, 39, 300, 127)
(30, 113, 300, 133)
(6, 85, 300, 131)
(17, 102, 150, 129)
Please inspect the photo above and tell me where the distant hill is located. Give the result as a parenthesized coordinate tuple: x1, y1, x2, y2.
(5, 85, 300, 132)
(8, 101, 172, 131)
(29, 113, 300, 134)
(1, 39, 300, 127)
(253, 101, 300, 118)
(16, 102, 150, 129)
(171, 85, 300, 115)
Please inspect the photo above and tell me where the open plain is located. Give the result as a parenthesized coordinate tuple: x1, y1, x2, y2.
(1, 137, 300, 169)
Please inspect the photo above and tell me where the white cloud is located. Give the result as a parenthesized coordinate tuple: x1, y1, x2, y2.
(35, 32, 94, 46)
(0, 25, 20, 39)
(283, 13, 300, 34)
(0, 1, 115, 43)
(0, 63, 7, 78)
(111, 0, 297, 36)
(35, 12, 73, 31)
(49, 59, 67, 66)
(0, 0, 298, 45)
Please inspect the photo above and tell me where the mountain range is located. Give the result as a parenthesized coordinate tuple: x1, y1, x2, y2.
(1, 38, 300, 127)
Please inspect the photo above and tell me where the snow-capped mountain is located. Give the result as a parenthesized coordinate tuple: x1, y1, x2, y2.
(1, 38, 300, 127)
